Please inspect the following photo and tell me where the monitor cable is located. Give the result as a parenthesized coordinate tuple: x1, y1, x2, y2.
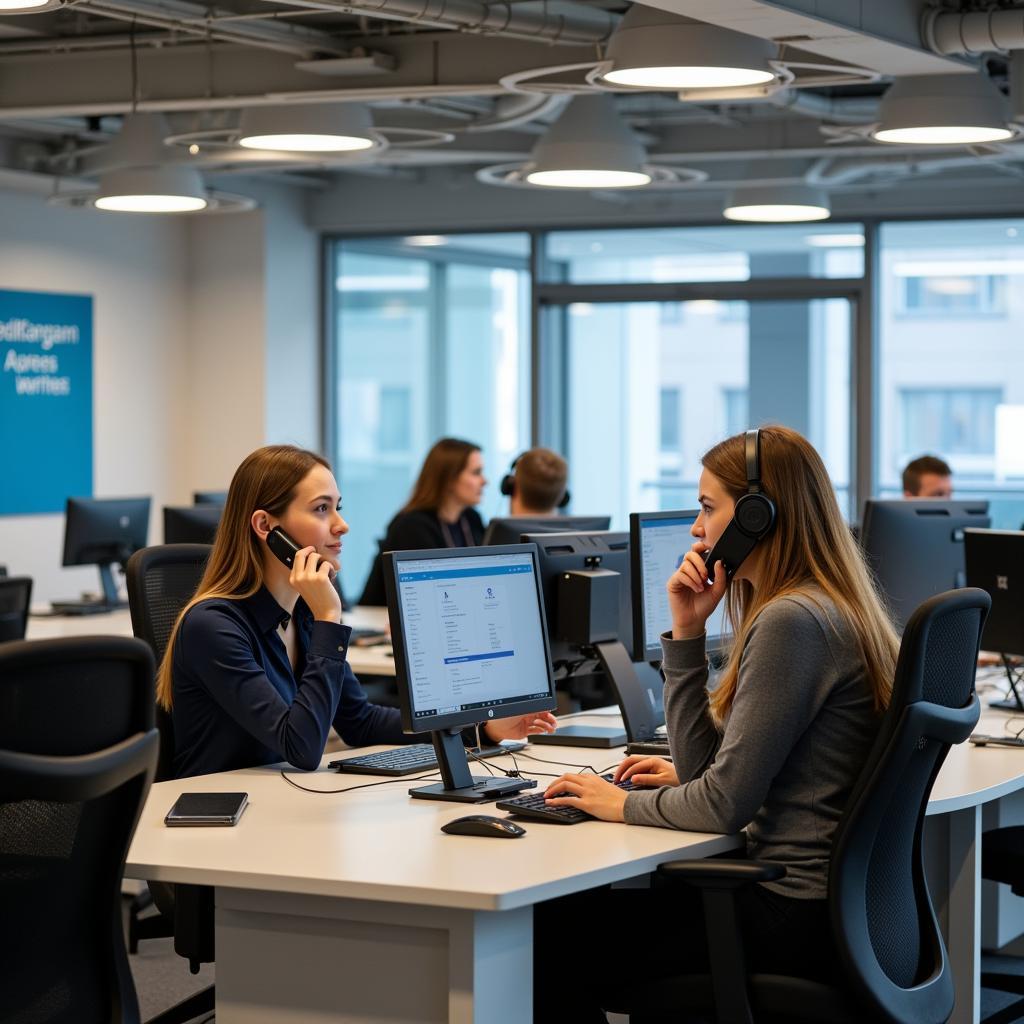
(279, 768, 440, 795)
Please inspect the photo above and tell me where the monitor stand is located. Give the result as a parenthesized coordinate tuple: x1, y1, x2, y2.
(51, 562, 128, 616)
(529, 641, 661, 749)
(989, 653, 1024, 712)
(409, 728, 535, 803)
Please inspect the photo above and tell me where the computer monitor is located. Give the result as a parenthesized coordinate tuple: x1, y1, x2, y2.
(965, 528, 1024, 710)
(524, 530, 666, 747)
(483, 515, 611, 547)
(56, 496, 151, 613)
(629, 509, 728, 663)
(163, 505, 222, 545)
(193, 490, 228, 505)
(860, 499, 990, 630)
(383, 543, 556, 803)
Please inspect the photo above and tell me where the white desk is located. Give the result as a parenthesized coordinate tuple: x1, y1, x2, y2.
(125, 718, 740, 1024)
(123, 707, 1024, 1024)
(26, 605, 397, 679)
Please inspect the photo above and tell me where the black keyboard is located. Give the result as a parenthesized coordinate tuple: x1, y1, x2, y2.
(496, 777, 646, 825)
(329, 743, 508, 777)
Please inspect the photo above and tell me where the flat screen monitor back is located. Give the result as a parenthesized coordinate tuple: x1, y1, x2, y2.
(524, 530, 633, 665)
(163, 505, 222, 545)
(193, 490, 228, 505)
(964, 529, 1024, 657)
(860, 498, 990, 630)
(483, 515, 610, 547)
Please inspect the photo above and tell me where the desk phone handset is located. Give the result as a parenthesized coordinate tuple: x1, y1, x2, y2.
(267, 526, 336, 581)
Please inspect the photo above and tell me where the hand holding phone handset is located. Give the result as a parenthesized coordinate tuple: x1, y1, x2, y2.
(267, 525, 341, 623)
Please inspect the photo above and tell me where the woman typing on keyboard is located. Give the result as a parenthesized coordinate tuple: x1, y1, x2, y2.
(535, 426, 899, 1022)
(157, 445, 555, 779)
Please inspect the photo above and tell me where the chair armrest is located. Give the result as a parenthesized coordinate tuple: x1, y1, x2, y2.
(657, 858, 786, 889)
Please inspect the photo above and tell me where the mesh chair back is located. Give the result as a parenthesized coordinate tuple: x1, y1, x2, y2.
(830, 588, 989, 1023)
(0, 576, 32, 642)
(126, 545, 210, 781)
(0, 636, 158, 1024)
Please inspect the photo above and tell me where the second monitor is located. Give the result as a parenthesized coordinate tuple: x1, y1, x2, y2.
(483, 514, 610, 547)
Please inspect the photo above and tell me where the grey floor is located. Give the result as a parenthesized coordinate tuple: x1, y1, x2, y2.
(124, 892, 1024, 1022)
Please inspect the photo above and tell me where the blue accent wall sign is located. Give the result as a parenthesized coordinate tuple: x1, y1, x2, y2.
(0, 288, 93, 515)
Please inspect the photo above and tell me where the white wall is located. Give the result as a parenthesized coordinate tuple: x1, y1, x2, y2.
(0, 177, 324, 606)
(0, 185, 190, 603)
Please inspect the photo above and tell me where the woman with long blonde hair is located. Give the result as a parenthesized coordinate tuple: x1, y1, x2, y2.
(160, 444, 553, 779)
(535, 426, 899, 1021)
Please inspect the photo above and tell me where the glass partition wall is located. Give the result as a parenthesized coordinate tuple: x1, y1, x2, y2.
(327, 218, 1024, 601)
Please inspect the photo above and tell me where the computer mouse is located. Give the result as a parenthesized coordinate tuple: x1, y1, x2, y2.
(440, 814, 526, 839)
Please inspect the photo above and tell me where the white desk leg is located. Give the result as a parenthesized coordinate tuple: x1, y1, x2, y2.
(214, 889, 532, 1024)
(926, 806, 982, 1024)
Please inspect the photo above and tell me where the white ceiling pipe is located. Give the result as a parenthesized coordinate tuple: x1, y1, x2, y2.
(807, 147, 1024, 186)
(767, 91, 880, 123)
(924, 8, 1024, 55)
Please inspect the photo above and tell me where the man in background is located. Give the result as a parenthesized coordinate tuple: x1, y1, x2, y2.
(902, 454, 953, 499)
(504, 448, 569, 516)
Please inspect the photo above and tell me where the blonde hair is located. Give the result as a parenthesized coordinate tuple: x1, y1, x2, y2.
(156, 445, 331, 710)
(706, 426, 898, 725)
(402, 438, 480, 514)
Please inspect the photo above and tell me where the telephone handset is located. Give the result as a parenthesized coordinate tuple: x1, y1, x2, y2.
(267, 526, 336, 581)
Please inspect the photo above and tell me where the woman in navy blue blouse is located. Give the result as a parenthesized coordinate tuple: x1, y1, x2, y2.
(156, 445, 556, 778)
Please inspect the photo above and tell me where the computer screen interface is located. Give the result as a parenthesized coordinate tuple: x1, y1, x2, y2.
(386, 545, 556, 735)
(631, 510, 728, 663)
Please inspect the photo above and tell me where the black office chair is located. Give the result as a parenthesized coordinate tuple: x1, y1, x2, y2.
(125, 545, 215, 1024)
(0, 635, 159, 1024)
(604, 587, 990, 1024)
(0, 574, 32, 642)
(976, 827, 1024, 1022)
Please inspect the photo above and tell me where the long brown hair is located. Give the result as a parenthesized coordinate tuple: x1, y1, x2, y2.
(706, 426, 898, 725)
(156, 445, 331, 710)
(402, 437, 480, 514)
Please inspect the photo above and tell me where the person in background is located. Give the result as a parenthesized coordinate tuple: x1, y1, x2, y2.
(159, 444, 554, 778)
(902, 454, 953, 499)
(502, 447, 569, 516)
(359, 437, 487, 606)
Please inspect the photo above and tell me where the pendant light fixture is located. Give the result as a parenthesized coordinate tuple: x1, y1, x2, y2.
(871, 73, 1014, 145)
(524, 95, 651, 188)
(94, 165, 208, 212)
(600, 5, 778, 90)
(723, 185, 831, 223)
(237, 102, 376, 153)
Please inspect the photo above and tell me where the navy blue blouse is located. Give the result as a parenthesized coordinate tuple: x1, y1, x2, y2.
(170, 586, 408, 778)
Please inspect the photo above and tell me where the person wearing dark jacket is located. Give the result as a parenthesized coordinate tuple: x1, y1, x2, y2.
(157, 444, 554, 778)
(359, 437, 487, 606)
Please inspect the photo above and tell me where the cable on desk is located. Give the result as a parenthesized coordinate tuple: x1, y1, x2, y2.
(279, 769, 440, 795)
(513, 749, 620, 775)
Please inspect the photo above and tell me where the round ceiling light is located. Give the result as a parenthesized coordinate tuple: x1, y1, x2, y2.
(601, 5, 777, 90)
(94, 165, 208, 213)
(524, 95, 651, 189)
(237, 102, 376, 152)
(723, 185, 831, 223)
(872, 73, 1013, 145)
(0, 0, 64, 13)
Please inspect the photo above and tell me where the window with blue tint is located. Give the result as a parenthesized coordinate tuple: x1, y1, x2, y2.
(330, 234, 531, 598)
(878, 219, 1024, 522)
(542, 224, 864, 284)
(723, 388, 749, 437)
(660, 388, 681, 452)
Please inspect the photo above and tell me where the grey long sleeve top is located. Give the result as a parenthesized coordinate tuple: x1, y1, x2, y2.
(623, 588, 880, 898)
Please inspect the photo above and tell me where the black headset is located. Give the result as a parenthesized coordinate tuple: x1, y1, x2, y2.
(703, 428, 777, 582)
(500, 452, 571, 508)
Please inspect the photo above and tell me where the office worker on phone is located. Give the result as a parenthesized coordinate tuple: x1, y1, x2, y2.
(156, 445, 555, 779)
(535, 427, 899, 1021)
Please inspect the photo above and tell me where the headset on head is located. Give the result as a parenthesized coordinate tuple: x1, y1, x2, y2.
(734, 428, 777, 539)
(500, 452, 571, 508)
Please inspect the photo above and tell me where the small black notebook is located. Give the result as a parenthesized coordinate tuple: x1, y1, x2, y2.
(164, 791, 249, 827)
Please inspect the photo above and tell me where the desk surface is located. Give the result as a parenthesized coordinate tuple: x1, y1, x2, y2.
(125, 722, 737, 912)
(26, 604, 397, 678)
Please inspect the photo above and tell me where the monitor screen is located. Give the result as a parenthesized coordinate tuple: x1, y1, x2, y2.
(193, 490, 228, 505)
(483, 515, 611, 547)
(384, 545, 556, 735)
(630, 510, 728, 662)
(965, 528, 1024, 658)
(525, 530, 634, 665)
(860, 499, 990, 630)
(163, 505, 222, 545)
